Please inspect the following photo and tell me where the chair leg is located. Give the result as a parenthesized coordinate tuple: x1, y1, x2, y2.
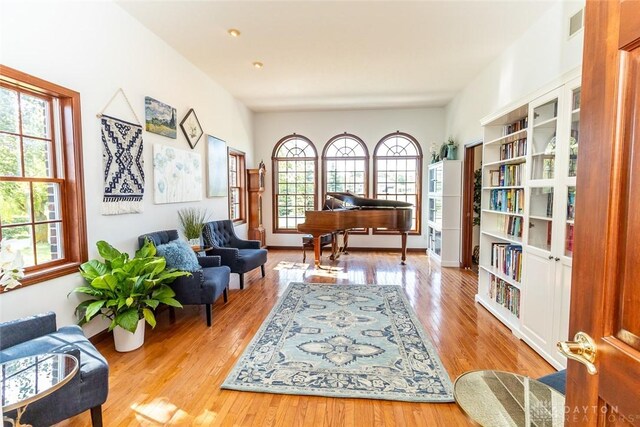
(261, 264, 265, 277)
(90, 405, 103, 427)
(239, 274, 245, 290)
(206, 304, 212, 326)
(223, 287, 228, 303)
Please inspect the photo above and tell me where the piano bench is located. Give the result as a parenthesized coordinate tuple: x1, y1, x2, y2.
(302, 234, 333, 263)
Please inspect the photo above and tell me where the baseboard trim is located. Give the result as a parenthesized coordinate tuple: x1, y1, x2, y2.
(266, 245, 427, 253)
(89, 328, 111, 345)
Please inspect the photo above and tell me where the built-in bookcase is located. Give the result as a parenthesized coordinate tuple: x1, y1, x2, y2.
(476, 72, 581, 370)
(426, 160, 461, 267)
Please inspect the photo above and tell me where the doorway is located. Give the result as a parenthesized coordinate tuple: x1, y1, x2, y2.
(461, 141, 483, 270)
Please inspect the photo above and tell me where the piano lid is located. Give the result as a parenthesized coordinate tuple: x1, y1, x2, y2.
(327, 192, 413, 208)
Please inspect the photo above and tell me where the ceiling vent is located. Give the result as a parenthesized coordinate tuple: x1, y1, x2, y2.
(569, 9, 584, 38)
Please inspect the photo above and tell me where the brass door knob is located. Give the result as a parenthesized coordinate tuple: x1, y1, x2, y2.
(557, 331, 598, 375)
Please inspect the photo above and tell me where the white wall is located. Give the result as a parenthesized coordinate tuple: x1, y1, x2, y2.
(445, 0, 585, 146)
(0, 0, 254, 336)
(253, 108, 446, 249)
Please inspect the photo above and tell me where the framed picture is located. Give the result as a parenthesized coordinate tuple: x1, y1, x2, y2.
(145, 97, 177, 139)
(206, 135, 228, 197)
(180, 108, 204, 149)
(153, 144, 203, 203)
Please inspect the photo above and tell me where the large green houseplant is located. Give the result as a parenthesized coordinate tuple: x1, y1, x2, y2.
(71, 239, 189, 351)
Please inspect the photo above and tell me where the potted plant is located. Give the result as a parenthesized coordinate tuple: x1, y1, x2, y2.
(71, 239, 189, 352)
(178, 207, 210, 250)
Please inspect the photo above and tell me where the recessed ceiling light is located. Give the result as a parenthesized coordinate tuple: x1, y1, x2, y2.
(227, 29, 241, 37)
(253, 61, 264, 69)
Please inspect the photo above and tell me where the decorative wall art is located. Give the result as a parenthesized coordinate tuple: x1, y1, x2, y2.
(153, 144, 203, 204)
(180, 108, 204, 149)
(145, 96, 177, 138)
(97, 88, 145, 215)
(206, 135, 228, 197)
(101, 116, 144, 214)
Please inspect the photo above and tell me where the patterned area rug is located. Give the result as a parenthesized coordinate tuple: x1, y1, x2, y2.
(222, 283, 454, 402)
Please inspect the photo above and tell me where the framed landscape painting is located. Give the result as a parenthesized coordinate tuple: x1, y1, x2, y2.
(145, 96, 177, 139)
(206, 135, 228, 197)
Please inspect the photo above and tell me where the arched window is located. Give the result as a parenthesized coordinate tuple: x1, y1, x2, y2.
(272, 134, 318, 232)
(373, 132, 422, 233)
(322, 133, 369, 198)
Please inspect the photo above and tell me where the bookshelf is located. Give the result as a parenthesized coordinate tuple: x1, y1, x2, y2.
(426, 160, 461, 267)
(476, 73, 580, 370)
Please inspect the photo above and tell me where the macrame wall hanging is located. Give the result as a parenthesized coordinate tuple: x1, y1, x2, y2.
(97, 89, 145, 215)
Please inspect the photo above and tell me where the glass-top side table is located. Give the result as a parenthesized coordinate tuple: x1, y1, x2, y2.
(454, 370, 565, 427)
(1, 353, 79, 427)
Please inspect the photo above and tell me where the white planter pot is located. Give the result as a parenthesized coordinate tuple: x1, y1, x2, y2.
(113, 319, 145, 352)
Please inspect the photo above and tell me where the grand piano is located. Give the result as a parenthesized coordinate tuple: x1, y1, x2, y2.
(297, 192, 413, 268)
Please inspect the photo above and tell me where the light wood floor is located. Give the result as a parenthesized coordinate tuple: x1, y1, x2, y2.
(60, 249, 553, 426)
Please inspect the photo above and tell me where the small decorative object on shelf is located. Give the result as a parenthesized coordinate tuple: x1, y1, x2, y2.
(178, 207, 210, 250)
(446, 137, 458, 160)
(0, 240, 24, 292)
(429, 143, 440, 163)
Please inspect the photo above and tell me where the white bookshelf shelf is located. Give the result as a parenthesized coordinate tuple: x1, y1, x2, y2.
(483, 155, 527, 168)
(485, 128, 527, 146)
(482, 209, 524, 217)
(482, 186, 524, 190)
(479, 264, 522, 289)
(481, 230, 523, 245)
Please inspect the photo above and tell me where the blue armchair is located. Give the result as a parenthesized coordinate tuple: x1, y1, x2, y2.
(202, 220, 268, 289)
(138, 230, 231, 326)
(0, 312, 108, 426)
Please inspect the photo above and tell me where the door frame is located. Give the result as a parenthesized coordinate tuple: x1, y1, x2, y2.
(461, 140, 483, 268)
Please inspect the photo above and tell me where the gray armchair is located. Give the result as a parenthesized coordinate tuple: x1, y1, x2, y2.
(138, 230, 231, 326)
(202, 220, 268, 289)
(0, 312, 108, 426)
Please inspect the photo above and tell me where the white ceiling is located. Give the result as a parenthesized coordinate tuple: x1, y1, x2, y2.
(118, 0, 556, 112)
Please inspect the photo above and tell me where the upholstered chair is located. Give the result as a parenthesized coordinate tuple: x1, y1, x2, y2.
(137, 230, 231, 326)
(202, 220, 268, 289)
(0, 312, 108, 426)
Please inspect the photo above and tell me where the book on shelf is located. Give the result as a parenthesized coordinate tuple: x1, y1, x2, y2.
(490, 170, 500, 187)
(503, 117, 528, 136)
(566, 223, 574, 254)
(490, 243, 523, 282)
(500, 138, 527, 160)
(489, 188, 524, 214)
(495, 215, 523, 238)
(567, 188, 576, 220)
(493, 163, 524, 186)
(489, 275, 521, 318)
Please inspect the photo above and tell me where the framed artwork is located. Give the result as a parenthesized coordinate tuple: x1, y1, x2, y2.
(145, 97, 177, 139)
(153, 144, 203, 203)
(206, 135, 228, 197)
(180, 108, 204, 149)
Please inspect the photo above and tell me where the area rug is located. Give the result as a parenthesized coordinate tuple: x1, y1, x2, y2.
(221, 283, 454, 402)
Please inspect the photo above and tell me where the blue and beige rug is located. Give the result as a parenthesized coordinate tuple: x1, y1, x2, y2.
(222, 283, 454, 402)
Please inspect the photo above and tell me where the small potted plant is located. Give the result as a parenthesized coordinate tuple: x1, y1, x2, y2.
(0, 240, 24, 292)
(178, 207, 210, 251)
(71, 239, 189, 352)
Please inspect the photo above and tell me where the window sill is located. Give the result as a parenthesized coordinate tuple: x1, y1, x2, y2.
(3, 261, 82, 292)
(232, 219, 247, 226)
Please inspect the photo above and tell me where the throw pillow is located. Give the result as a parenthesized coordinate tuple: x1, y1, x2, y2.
(155, 240, 201, 272)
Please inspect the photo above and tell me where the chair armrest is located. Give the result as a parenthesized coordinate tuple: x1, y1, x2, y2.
(51, 344, 82, 364)
(198, 255, 221, 268)
(229, 236, 261, 250)
(0, 312, 57, 350)
(205, 247, 239, 267)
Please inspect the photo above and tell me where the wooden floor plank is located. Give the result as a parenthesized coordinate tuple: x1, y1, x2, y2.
(56, 250, 554, 426)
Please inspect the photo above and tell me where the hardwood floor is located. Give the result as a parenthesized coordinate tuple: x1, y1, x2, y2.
(59, 249, 554, 426)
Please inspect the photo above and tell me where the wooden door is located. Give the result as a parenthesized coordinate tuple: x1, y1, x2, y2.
(565, 0, 640, 424)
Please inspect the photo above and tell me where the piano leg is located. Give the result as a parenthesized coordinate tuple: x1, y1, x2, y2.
(400, 232, 408, 265)
(342, 230, 350, 255)
(314, 235, 322, 268)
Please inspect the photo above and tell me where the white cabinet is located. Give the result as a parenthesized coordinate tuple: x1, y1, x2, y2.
(477, 73, 580, 369)
(427, 160, 461, 267)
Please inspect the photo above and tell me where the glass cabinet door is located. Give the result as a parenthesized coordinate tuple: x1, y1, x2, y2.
(568, 87, 580, 178)
(528, 186, 554, 252)
(530, 95, 560, 182)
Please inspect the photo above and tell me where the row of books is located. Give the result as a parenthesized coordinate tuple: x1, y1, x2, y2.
(566, 223, 574, 255)
(503, 117, 528, 136)
(567, 188, 576, 220)
(494, 215, 523, 238)
(489, 164, 525, 187)
(489, 275, 521, 318)
(490, 243, 523, 282)
(500, 138, 527, 160)
(489, 189, 524, 214)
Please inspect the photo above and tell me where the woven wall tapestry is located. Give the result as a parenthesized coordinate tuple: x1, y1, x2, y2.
(101, 115, 145, 214)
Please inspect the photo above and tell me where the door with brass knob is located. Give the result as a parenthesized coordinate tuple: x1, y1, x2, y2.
(568, 0, 640, 424)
